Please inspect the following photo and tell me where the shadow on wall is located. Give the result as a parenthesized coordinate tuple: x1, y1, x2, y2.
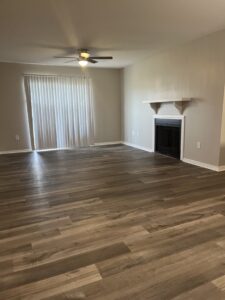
(219, 144, 225, 166)
(178, 97, 202, 113)
(182, 97, 203, 111)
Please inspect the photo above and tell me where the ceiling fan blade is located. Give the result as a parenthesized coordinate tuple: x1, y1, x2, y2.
(89, 56, 113, 60)
(64, 59, 77, 63)
(54, 56, 77, 59)
(87, 58, 97, 63)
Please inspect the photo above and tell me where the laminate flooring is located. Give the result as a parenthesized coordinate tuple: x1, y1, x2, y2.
(0, 145, 225, 299)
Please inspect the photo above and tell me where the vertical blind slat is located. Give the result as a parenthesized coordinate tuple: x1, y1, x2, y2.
(25, 75, 94, 150)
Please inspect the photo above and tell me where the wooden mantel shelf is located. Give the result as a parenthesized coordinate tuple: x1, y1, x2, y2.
(143, 98, 191, 114)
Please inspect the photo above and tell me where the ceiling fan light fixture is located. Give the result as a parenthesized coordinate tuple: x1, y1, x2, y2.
(79, 59, 88, 67)
(55, 49, 113, 65)
(80, 51, 90, 59)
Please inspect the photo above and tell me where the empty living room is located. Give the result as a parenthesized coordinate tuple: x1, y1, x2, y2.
(1, 0, 225, 299)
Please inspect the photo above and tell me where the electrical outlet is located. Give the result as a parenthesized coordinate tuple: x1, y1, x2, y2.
(15, 134, 20, 144)
(197, 141, 201, 149)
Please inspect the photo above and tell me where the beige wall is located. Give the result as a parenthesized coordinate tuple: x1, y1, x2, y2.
(122, 30, 225, 167)
(0, 62, 121, 152)
(2, 30, 225, 168)
(219, 85, 225, 165)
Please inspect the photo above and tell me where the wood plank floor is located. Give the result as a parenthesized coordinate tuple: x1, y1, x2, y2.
(1, 145, 225, 299)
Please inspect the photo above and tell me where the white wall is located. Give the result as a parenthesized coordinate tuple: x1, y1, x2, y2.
(122, 30, 225, 167)
(0, 62, 122, 152)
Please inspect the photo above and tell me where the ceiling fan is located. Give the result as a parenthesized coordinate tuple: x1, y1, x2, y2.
(55, 49, 113, 67)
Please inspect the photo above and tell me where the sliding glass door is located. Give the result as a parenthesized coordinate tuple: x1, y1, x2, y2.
(25, 75, 94, 151)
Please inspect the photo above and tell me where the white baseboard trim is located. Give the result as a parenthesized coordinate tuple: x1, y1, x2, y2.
(37, 148, 69, 152)
(1, 146, 224, 172)
(0, 149, 32, 155)
(218, 165, 225, 172)
(121, 143, 223, 172)
(94, 141, 122, 146)
(182, 158, 220, 172)
(122, 141, 154, 153)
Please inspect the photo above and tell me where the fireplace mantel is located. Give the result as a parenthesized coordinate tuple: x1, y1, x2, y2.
(143, 98, 191, 114)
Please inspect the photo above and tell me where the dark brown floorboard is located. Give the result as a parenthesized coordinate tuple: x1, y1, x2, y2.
(0, 145, 225, 299)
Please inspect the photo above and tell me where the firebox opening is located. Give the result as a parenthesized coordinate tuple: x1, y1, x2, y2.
(155, 118, 181, 159)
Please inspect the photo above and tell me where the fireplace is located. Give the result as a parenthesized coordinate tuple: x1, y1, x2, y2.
(155, 118, 181, 159)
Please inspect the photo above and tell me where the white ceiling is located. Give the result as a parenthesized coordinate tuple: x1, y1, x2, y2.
(1, 0, 225, 68)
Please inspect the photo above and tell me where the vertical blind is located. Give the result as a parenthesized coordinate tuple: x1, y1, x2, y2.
(25, 75, 94, 150)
